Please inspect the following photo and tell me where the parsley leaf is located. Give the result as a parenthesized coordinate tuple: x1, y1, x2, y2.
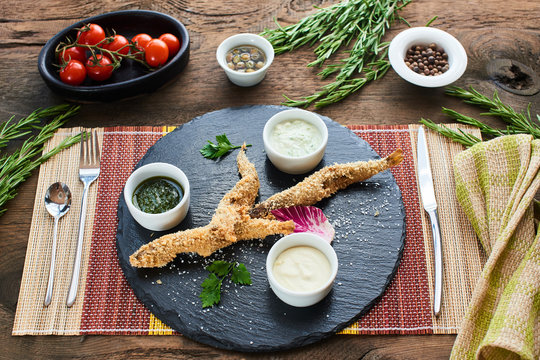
(199, 134, 251, 159)
(199, 273, 222, 308)
(231, 263, 252, 285)
(199, 260, 252, 308)
(207, 260, 232, 277)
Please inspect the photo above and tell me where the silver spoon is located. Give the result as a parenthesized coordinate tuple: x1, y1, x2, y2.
(44, 182, 72, 307)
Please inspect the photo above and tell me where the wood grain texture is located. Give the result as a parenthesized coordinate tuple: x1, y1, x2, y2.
(0, 0, 539, 358)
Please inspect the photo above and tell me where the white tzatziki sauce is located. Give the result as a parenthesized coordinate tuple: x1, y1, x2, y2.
(272, 246, 331, 292)
(270, 119, 322, 157)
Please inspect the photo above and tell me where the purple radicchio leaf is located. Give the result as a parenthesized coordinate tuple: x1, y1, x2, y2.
(271, 206, 335, 243)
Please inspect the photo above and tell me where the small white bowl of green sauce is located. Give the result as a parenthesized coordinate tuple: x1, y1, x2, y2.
(124, 162, 190, 231)
(263, 108, 328, 174)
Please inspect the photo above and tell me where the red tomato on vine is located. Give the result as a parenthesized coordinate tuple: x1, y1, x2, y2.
(158, 33, 180, 57)
(145, 39, 169, 67)
(103, 34, 130, 55)
(59, 46, 87, 63)
(77, 23, 106, 46)
(132, 33, 152, 48)
(131, 33, 152, 60)
(85, 54, 114, 81)
(60, 59, 87, 85)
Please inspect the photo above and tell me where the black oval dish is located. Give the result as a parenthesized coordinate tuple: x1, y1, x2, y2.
(38, 10, 190, 102)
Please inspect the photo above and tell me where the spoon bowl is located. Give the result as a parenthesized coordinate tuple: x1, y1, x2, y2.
(44, 182, 72, 307)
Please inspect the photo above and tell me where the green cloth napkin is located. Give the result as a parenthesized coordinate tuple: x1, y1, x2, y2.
(451, 134, 540, 360)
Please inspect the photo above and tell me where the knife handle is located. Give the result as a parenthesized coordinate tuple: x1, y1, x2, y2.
(427, 209, 443, 317)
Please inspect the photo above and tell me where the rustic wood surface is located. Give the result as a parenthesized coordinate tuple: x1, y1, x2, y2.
(0, 0, 538, 359)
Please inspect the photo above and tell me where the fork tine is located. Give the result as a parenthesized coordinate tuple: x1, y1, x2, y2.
(89, 130, 94, 165)
(79, 131, 86, 165)
(93, 130, 100, 165)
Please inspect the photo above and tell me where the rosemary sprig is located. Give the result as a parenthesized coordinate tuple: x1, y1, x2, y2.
(419, 120, 483, 147)
(445, 86, 540, 138)
(0, 106, 72, 150)
(261, 0, 411, 108)
(420, 86, 540, 147)
(0, 105, 80, 216)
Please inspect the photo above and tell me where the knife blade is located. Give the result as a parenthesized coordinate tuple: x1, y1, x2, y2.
(417, 126, 443, 317)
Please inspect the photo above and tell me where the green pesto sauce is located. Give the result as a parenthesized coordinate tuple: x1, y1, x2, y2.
(133, 176, 183, 214)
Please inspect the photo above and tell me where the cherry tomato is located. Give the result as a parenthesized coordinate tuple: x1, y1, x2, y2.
(131, 33, 152, 59)
(158, 33, 180, 57)
(103, 34, 130, 56)
(85, 54, 114, 81)
(132, 33, 152, 49)
(145, 39, 169, 67)
(77, 23, 106, 46)
(60, 60, 86, 86)
(59, 46, 87, 63)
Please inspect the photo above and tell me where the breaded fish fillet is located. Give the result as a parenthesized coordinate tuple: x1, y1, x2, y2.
(250, 149, 403, 219)
(130, 147, 295, 268)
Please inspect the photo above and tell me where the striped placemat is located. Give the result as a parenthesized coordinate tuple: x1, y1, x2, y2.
(13, 124, 485, 336)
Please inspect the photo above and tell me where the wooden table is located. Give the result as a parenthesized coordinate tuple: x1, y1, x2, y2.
(1, 0, 538, 358)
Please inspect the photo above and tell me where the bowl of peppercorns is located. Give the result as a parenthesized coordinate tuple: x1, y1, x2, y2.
(388, 27, 467, 87)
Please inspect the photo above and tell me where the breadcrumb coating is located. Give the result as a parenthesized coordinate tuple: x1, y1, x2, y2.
(250, 149, 403, 218)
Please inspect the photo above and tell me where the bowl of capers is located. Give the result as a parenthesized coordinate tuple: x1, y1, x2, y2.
(216, 33, 274, 87)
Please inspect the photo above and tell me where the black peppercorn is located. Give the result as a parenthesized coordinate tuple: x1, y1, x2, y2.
(403, 43, 449, 76)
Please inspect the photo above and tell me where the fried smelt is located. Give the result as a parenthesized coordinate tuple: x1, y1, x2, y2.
(250, 149, 404, 219)
(130, 147, 294, 268)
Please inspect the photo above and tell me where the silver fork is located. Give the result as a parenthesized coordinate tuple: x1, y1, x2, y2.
(66, 130, 100, 307)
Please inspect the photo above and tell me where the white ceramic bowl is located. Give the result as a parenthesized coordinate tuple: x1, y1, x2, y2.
(124, 162, 190, 231)
(388, 27, 467, 87)
(216, 33, 275, 87)
(266, 233, 338, 307)
(263, 108, 328, 174)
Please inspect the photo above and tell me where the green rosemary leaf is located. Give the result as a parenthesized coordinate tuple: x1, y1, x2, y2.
(425, 16, 438, 27)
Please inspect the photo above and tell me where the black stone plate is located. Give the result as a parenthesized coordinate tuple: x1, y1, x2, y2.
(38, 10, 189, 102)
(116, 105, 405, 352)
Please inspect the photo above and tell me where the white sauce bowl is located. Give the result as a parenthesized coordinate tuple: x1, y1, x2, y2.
(388, 27, 467, 88)
(124, 162, 190, 231)
(263, 108, 328, 174)
(266, 233, 338, 307)
(216, 33, 274, 87)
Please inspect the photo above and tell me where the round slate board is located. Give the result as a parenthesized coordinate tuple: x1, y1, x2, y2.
(116, 105, 406, 352)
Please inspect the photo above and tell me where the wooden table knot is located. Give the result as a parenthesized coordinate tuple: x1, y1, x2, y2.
(486, 59, 540, 96)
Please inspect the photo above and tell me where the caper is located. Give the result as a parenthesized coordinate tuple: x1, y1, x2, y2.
(250, 50, 260, 60)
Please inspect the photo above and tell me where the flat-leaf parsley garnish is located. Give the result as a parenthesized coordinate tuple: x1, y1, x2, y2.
(199, 260, 252, 308)
(200, 134, 251, 159)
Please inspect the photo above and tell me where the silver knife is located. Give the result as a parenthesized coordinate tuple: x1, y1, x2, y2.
(417, 126, 442, 317)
